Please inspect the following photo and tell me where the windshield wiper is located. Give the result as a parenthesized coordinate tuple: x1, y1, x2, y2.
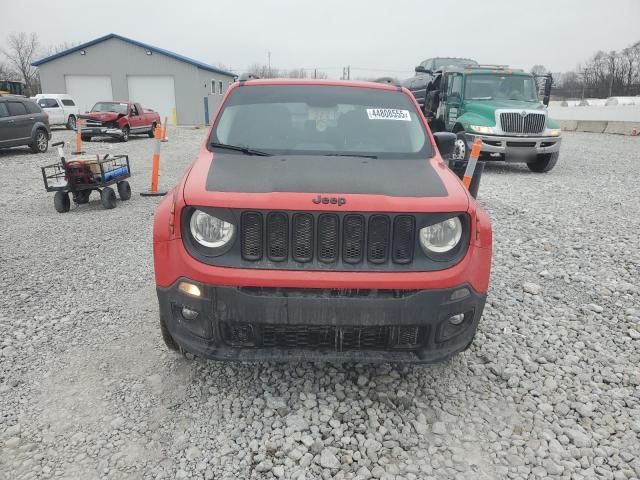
(210, 142, 272, 156)
(322, 153, 378, 159)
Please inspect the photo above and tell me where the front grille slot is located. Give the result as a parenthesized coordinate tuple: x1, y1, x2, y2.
(367, 215, 390, 263)
(317, 214, 339, 263)
(392, 216, 415, 264)
(240, 212, 263, 260)
(222, 323, 425, 351)
(266, 213, 288, 261)
(292, 213, 314, 263)
(500, 112, 545, 134)
(343, 215, 365, 264)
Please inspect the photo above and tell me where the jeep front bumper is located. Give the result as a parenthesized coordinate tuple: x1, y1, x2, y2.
(465, 133, 561, 158)
(158, 280, 487, 363)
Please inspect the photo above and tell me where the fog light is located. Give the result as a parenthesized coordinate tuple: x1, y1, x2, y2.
(450, 288, 470, 301)
(178, 281, 201, 298)
(449, 313, 465, 325)
(181, 307, 199, 321)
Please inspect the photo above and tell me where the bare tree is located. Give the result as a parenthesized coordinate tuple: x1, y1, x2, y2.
(2, 32, 41, 95)
(530, 64, 547, 75)
(45, 41, 78, 56)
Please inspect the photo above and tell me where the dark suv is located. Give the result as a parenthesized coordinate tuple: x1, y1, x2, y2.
(403, 57, 477, 108)
(0, 96, 51, 153)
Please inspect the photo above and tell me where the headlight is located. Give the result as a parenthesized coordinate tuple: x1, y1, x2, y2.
(545, 128, 561, 137)
(420, 217, 462, 254)
(189, 210, 235, 248)
(469, 125, 495, 135)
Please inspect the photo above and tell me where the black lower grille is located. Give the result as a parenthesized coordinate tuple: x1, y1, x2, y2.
(221, 322, 426, 351)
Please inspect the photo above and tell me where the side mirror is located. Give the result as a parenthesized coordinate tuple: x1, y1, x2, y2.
(433, 132, 457, 159)
(415, 66, 432, 74)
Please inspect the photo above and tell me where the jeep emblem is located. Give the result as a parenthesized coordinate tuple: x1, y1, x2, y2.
(312, 195, 346, 206)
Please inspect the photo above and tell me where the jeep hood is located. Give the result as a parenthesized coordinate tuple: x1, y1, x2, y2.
(182, 151, 469, 213)
(463, 99, 546, 124)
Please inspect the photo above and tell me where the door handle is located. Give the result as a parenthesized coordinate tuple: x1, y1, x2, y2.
(8, 120, 15, 123)
(29, 117, 35, 120)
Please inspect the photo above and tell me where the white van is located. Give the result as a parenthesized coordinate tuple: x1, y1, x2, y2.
(32, 94, 80, 130)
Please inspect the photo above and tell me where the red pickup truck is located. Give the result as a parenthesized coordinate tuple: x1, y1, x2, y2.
(79, 101, 160, 142)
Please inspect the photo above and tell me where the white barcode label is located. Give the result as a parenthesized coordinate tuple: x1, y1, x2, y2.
(366, 108, 411, 121)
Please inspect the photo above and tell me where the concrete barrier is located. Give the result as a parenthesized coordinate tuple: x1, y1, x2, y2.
(604, 121, 640, 136)
(576, 121, 608, 133)
(559, 120, 578, 131)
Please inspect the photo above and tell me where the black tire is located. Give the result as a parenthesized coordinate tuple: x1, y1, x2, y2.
(66, 115, 76, 130)
(527, 152, 559, 173)
(160, 316, 179, 351)
(30, 129, 48, 153)
(451, 131, 469, 161)
(100, 187, 117, 209)
(81, 135, 92, 142)
(121, 125, 130, 142)
(148, 122, 157, 138)
(54, 191, 70, 213)
(117, 181, 131, 200)
(74, 190, 91, 204)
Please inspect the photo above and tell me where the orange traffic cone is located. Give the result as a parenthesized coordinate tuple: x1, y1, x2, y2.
(140, 126, 167, 197)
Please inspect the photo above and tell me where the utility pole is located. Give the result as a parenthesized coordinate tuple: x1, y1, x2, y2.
(268, 51, 271, 78)
(314, 68, 317, 79)
(347, 66, 350, 80)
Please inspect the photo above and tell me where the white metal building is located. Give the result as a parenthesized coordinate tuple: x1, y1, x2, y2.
(32, 33, 236, 125)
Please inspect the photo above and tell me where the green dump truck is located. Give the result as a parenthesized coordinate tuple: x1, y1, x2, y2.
(420, 65, 561, 173)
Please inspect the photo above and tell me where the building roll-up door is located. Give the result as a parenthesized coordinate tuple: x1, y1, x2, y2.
(127, 76, 176, 125)
(65, 75, 113, 113)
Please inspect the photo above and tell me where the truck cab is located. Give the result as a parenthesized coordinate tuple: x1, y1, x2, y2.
(424, 65, 561, 173)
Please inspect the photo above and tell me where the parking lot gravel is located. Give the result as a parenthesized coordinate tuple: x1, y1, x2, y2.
(1, 129, 639, 480)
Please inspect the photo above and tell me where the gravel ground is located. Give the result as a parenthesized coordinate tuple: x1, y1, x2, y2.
(0, 129, 639, 480)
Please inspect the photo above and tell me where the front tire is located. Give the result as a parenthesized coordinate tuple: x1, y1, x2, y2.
(54, 191, 70, 213)
(148, 123, 157, 138)
(452, 132, 469, 161)
(30, 129, 48, 153)
(121, 125, 130, 142)
(100, 187, 117, 209)
(160, 316, 178, 351)
(66, 115, 76, 130)
(527, 152, 559, 173)
(117, 181, 131, 200)
(81, 135, 92, 142)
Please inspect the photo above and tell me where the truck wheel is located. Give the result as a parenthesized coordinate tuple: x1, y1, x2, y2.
(117, 181, 131, 200)
(30, 129, 49, 153)
(451, 132, 469, 161)
(160, 316, 179, 351)
(75, 190, 91, 204)
(100, 187, 117, 209)
(81, 135, 92, 142)
(148, 122, 157, 138)
(527, 152, 559, 173)
(66, 115, 76, 130)
(121, 126, 130, 142)
(54, 191, 70, 213)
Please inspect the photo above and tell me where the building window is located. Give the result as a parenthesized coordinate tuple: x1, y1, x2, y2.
(211, 80, 216, 95)
(218, 80, 223, 95)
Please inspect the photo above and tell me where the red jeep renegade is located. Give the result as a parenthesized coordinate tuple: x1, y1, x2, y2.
(153, 79, 492, 363)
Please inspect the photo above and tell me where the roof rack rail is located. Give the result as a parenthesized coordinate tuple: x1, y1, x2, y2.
(470, 64, 511, 69)
(238, 72, 260, 82)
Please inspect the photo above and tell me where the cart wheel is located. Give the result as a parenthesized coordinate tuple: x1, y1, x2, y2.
(100, 187, 117, 209)
(54, 191, 70, 213)
(117, 181, 132, 201)
(75, 190, 91, 204)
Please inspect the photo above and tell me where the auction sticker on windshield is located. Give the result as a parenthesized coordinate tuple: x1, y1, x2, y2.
(366, 108, 411, 121)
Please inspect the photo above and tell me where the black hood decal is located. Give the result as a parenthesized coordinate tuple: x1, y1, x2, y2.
(205, 154, 447, 197)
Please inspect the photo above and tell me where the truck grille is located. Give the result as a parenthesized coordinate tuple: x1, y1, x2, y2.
(240, 211, 416, 266)
(221, 322, 426, 351)
(499, 112, 545, 134)
(82, 119, 103, 127)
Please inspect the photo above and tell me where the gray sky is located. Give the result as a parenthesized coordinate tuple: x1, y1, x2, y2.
(2, 0, 639, 79)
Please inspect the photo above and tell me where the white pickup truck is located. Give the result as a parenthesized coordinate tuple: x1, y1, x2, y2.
(32, 94, 80, 130)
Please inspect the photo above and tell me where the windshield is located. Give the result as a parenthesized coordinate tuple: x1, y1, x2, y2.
(210, 85, 431, 159)
(464, 74, 538, 102)
(91, 102, 129, 114)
